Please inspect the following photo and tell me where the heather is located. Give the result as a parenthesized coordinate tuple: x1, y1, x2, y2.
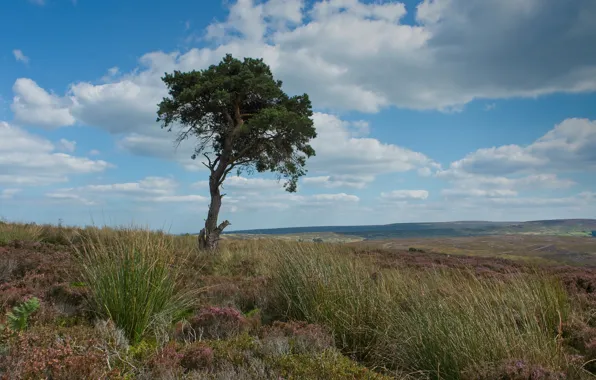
(1, 222, 596, 379)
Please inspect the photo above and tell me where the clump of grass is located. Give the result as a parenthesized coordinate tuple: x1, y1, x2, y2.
(72, 226, 199, 344)
(0, 221, 44, 245)
(268, 241, 573, 378)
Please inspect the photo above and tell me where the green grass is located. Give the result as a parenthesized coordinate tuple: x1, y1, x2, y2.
(72, 226, 200, 344)
(268, 241, 573, 378)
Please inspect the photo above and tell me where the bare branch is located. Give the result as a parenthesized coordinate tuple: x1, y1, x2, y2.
(202, 153, 214, 170)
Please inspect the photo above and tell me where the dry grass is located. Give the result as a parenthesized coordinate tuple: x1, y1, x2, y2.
(1, 222, 596, 379)
(265, 241, 577, 378)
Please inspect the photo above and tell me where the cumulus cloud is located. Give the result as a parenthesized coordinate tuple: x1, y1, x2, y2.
(13, 50, 29, 64)
(46, 176, 208, 205)
(10, 0, 594, 148)
(309, 112, 437, 178)
(0, 122, 110, 186)
(202, 0, 596, 111)
(438, 171, 576, 199)
(444, 118, 596, 177)
(7, 0, 596, 221)
(11, 78, 75, 128)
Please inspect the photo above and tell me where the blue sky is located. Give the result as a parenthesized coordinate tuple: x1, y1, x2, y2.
(1, 0, 595, 233)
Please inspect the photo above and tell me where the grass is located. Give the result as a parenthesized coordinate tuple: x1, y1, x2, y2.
(0, 221, 45, 245)
(268, 241, 574, 378)
(1, 221, 596, 378)
(71, 225, 199, 344)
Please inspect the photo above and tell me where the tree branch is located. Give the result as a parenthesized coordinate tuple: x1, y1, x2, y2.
(202, 153, 214, 170)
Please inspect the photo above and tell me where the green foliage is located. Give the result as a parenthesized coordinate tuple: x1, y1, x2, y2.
(269, 242, 573, 378)
(4, 297, 40, 331)
(72, 226, 199, 344)
(156, 53, 317, 192)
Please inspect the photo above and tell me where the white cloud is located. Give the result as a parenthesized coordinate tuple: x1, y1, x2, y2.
(89, 149, 101, 156)
(440, 188, 518, 198)
(0, 189, 21, 200)
(200, 0, 596, 112)
(303, 174, 373, 189)
(13, 50, 29, 64)
(437, 169, 577, 200)
(0, 121, 110, 186)
(57, 138, 76, 153)
(224, 176, 285, 191)
(311, 193, 359, 202)
(46, 192, 96, 206)
(11, 0, 595, 133)
(417, 167, 432, 177)
(81, 176, 178, 196)
(152, 195, 208, 203)
(380, 189, 429, 201)
(11, 78, 75, 128)
(485, 196, 584, 209)
(309, 112, 437, 177)
(223, 190, 360, 213)
(117, 133, 204, 171)
(46, 176, 208, 205)
(444, 118, 596, 177)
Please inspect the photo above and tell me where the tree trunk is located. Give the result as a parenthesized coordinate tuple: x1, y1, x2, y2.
(197, 174, 231, 251)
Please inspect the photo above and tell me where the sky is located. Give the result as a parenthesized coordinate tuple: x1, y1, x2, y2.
(1, 0, 595, 233)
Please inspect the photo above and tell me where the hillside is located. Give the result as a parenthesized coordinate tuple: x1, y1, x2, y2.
(226, 219, 596, 240)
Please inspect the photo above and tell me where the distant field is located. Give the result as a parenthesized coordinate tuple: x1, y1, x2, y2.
(225, 218, 596, 240)
(354, 234, 596, 267)
(224, 231, 364, 243)
(224, 233, 596, 266)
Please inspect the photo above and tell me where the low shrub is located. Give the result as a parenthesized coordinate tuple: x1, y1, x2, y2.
(176, 305, 251, 341)
(145, 342, 184, 379)
(1, 324, 119, 379)
(259, 320, 333, 356)
(270, 349, 391, 380)
(180, 342, 215, 371)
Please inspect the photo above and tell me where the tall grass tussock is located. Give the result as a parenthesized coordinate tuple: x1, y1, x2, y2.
(267, 241, 573, 378)
(71, 226, 199, 344)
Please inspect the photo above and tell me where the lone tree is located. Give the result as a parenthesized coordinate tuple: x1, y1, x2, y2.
(157, 54, 317, 250)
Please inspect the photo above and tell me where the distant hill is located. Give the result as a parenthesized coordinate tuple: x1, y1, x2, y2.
(225, 219, 596, 240)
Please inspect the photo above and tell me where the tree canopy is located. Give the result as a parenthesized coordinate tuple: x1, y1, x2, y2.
(157, 54, 316, 192)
